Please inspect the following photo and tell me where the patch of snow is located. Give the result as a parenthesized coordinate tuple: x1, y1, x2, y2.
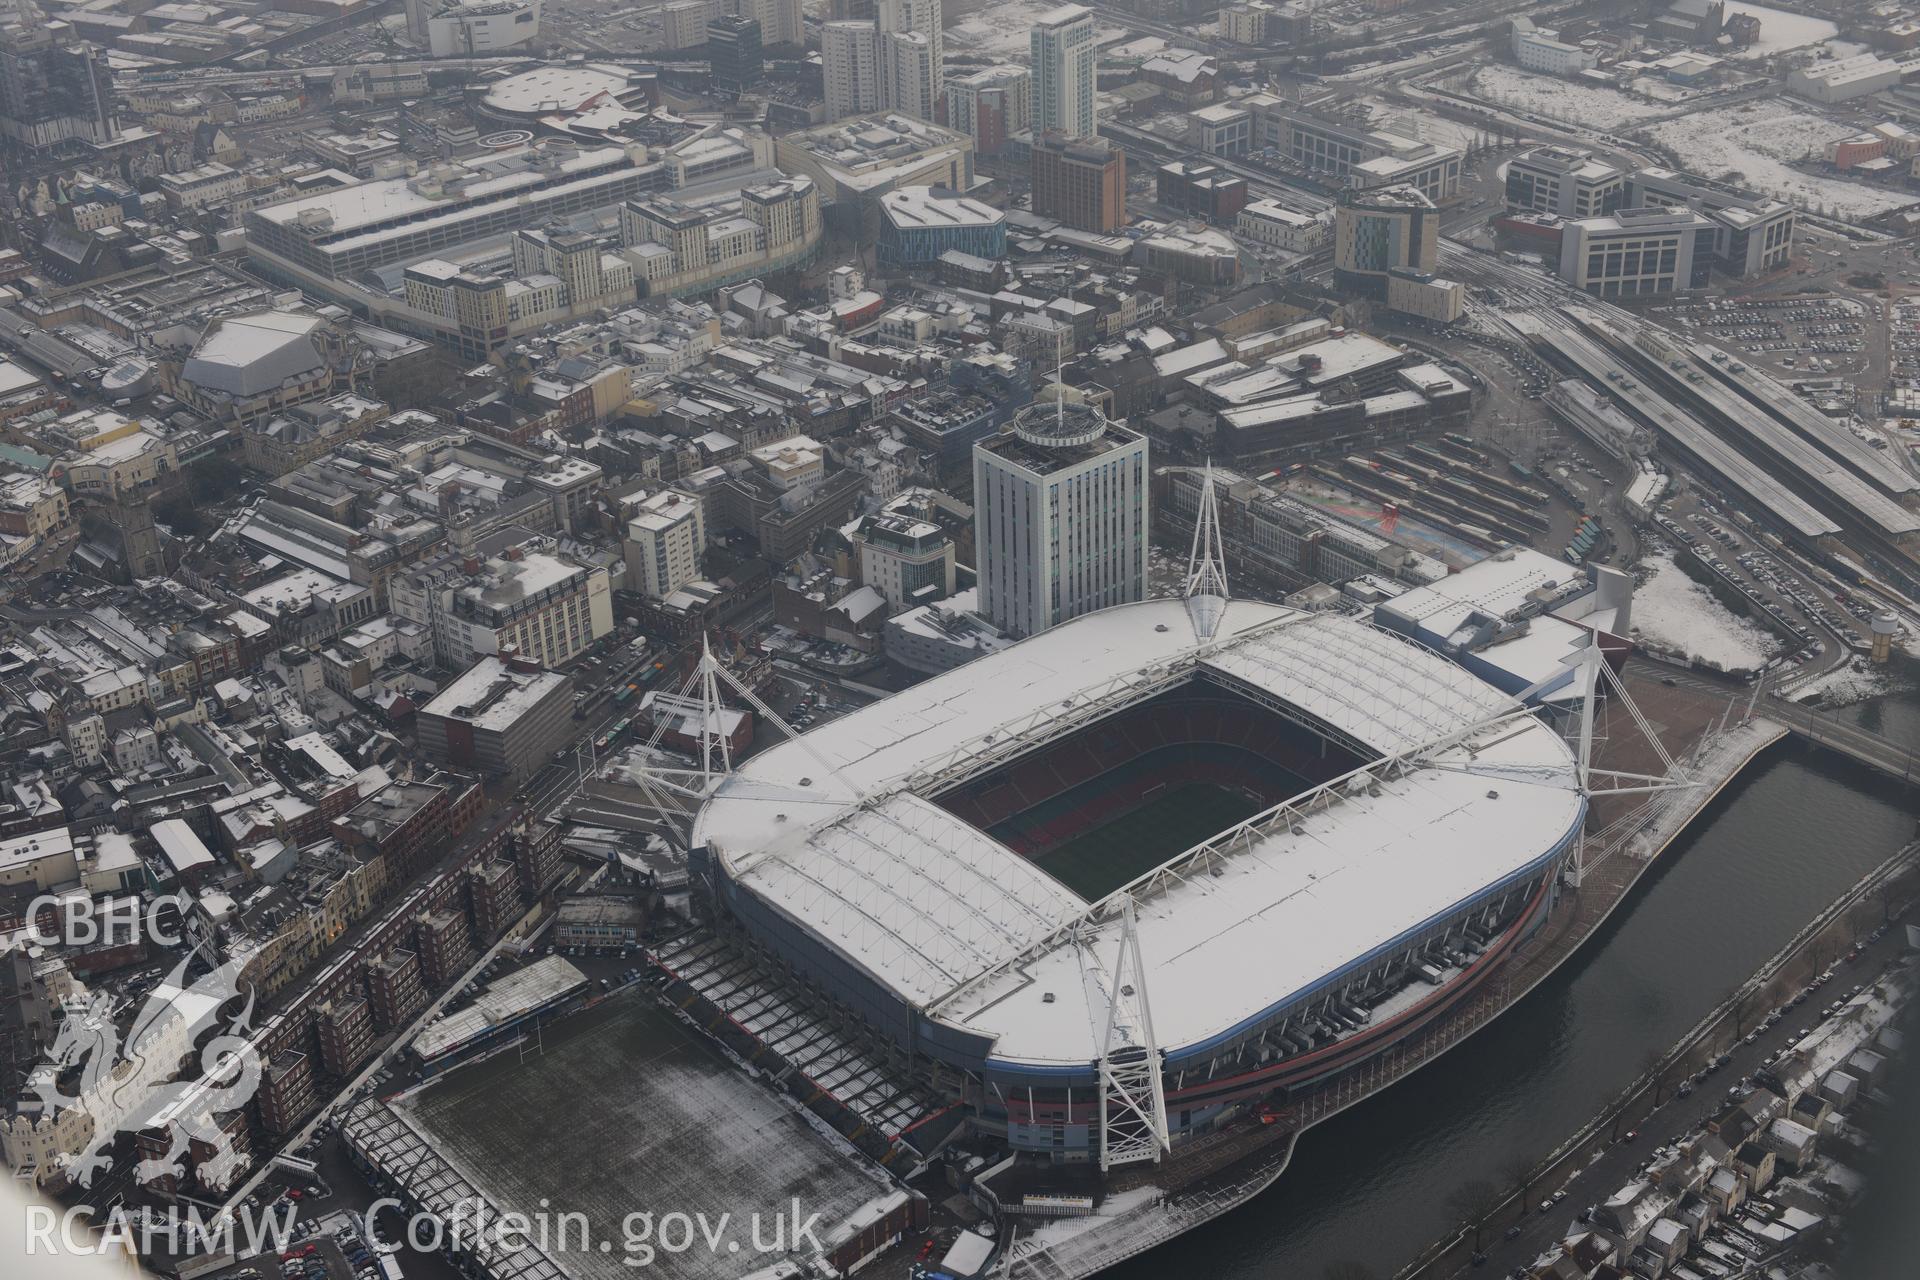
(1643, 105, 1920, 219)
(1459, 65, 1667, 129)
(1356, 95, 1488, 151)
(1720, 3, 1839, 58)
(1628, 77, 1710, 105)
(1631, 552, 1780, 671)
(1105, 35, 1167, 61)
(1015, 1187, 1165, 1252)
(1784, 661, 1900, 707)
(945, 0, 1125, 58)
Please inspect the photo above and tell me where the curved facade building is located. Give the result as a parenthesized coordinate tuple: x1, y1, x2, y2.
(876, 185, 1006, 267)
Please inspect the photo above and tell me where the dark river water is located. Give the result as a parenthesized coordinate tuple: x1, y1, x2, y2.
(1110, 693, 1919, 1280)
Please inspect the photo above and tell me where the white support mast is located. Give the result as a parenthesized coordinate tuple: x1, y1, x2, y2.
(1096, 896, 1170, 1172)
(1183, 463, 1231, 644)
(1521, 640, 1698, 887)
(694, 631, 734, 786)
(609, 633, 865, 823)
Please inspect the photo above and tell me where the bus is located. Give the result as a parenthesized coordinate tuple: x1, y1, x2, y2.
(612, 685, 634, 705)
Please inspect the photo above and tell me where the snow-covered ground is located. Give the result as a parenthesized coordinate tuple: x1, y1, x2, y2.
(1458, 65, 1668, 129)
(1720, 2, 1838, 58)
(1628, 76, 1711, 105)
(1106, 35, 1168, 61)
(1784, 661, 1900, 707)
(1016, 1187, 1165, 1253)
(1643, 103, 1920, 219)
(945, 0, 1124, 57)
(1356, 96, 1489, 151)
(1632, 552, 1781, 671)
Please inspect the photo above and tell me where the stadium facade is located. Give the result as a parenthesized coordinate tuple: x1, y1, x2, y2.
(690, 592, 1584, 1162)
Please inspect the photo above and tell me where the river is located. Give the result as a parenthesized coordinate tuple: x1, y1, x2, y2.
(1108, 724, 1917, 1280)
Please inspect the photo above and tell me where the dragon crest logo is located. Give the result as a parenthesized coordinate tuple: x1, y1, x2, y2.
(34, 944, 262, 1190)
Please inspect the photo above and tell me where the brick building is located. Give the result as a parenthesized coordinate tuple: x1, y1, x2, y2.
(366, 948, 427, 1031)
(1157, 160, 1247, 223)
(415, 908, 475, 989)
(510, 819, 564, 901)
(468, 858, 522, 940)
(256, 1050, 317, 1137)
(316, 995, 375, 1077)
(1031, 131, 1127, 233)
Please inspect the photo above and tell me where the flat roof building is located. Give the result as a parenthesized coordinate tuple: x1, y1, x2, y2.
(773, 113, 974, 205)
(416, 655, 575, 785)
(1558, 206, 1716, 299)
(1515, 27, 1596, 75)
(878, 186, 1006, 267)
(707, 14, 763, 98)
(1626, 167, 1796, 278)
(1031, 4, 1098, 140)
(1506, 147, 1626, 220)
(1333, 184, 1437, 302)
(946, 64, 1030, 156)
(857, 509, 955, 610)
(1030, 131, 1125, 233)
(1158, 159, 1248, 223)
(390, 542, 614, 670)
(1236, 199, 1326, 252)
(1190, 102, 1251, 157)
(244, 142, 666, 281)
(0, 20, 118, 153)
(624, 488, 705, 602)
(974, 400, 1148, 638)
(1256, 100, 1461, 202)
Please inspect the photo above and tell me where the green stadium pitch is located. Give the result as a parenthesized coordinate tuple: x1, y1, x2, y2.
(1029, 782, 1269, 901)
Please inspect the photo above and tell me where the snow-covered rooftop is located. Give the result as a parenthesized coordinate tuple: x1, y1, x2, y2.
(411, 956, 588, 1062)
(481, 64, 631, 117)
(151, 818, 215, 874)
(421, 656, 568, 730)
(695, 597, 1582, 1068)
(880, 186, 1005, 231)
(181, 311, 325, 397)
(1381, 548, 1594, 627)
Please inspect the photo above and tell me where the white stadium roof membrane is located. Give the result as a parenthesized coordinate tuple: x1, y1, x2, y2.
(693, 598, 1583, 1069)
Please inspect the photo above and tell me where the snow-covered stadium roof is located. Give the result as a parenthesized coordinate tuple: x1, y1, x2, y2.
(693, 598, 1583, 1068)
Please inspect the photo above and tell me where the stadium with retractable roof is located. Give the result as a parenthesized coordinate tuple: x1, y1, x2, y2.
(685, 472, 1587, 1169)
